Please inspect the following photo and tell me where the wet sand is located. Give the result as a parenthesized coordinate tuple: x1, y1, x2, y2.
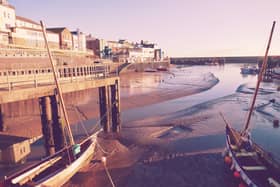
(64, 70, 240, 187)
(1, 66, 242, 186)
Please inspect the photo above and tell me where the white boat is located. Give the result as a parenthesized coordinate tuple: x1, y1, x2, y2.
(2, 132, 99, 187)
(240, 65, 259, 74)
(144, 68, 157, 72)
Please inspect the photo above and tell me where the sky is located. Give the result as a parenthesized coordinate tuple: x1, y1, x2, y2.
(9, 0, 280, 57)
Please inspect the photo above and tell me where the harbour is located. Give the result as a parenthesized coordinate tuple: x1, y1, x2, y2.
(1, 62, 280, 186)
(1, 0, 280, 186)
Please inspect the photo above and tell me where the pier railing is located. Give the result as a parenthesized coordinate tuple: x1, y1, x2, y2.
(0, 64, 114, 91)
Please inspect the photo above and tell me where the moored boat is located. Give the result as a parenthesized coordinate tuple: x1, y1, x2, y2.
(1, 132, 99, 187)
(156, 65, 168, 71)
(222, 21, 280, 187)
(224, 123, 280, 187)
(241, 65, 259, 75)
(144, 68, 157, 72)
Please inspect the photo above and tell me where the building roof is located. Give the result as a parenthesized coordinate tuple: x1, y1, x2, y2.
(11, 26, 58, 34)
(47, 27, 69, 33)
(0, 3, 15, 9)
(16, 16, 40, 26)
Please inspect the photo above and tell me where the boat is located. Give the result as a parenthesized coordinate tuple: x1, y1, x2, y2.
(144, 68, 157, 72)
(1, 21, 100, 187)
(156, 65, 168, 71)
(222, 21, 280, 187)
(1, 132, 99, 187)
(240, 65, 259, 75)
(224, 119, 280, 187)
(272, 67, 280, 79)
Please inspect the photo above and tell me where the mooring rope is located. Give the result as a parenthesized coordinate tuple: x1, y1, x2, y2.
(101, 156, 116, 187)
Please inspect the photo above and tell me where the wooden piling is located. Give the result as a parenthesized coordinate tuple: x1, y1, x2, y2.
(0, 105, 6, 132)
(39, 96, 55, 156)
(50, 94, 66, 151)
(99, 86, 110, 132)
(111, 80, 121, 132)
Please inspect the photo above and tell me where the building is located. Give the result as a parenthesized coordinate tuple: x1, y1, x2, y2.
(128, 47, 155, 63)
(0, 0, 15, 45)
(9, 16, 59, 49)
(71, 29, 86, 51)
(15, 16, 41, 30)
(86, 35, 107, 57)
(154, 49, 162, 61)
(47, 27, 73, 50)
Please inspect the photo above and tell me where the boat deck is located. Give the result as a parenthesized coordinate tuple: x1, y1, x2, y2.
(227, 127, 280, 187)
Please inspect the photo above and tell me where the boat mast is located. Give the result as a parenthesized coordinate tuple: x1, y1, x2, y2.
(40, 21, 75, 146)
(243, 21, 276, 133)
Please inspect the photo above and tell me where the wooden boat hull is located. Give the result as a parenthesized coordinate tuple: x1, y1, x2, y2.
(37, 136, 97, 187)
(225, 127, 280, 187)
(2, 132, 99, 187)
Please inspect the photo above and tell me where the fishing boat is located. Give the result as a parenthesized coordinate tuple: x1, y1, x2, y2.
(223, 21, 280, 187)
(272, 67, 280, 79)
(1, 132, 99, 187)
(1, 21, 100, 187)
(240, 65, 259, 75)
(156, 65, 168, 71)
(144, 68, 157, 72)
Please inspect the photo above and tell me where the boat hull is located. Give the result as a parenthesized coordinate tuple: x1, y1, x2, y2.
(3, 132, 99, 187)
(225, 127, 280, 187)
(37, 137, 97, 187)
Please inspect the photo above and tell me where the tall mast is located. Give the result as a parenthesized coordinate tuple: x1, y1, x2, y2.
(243, 21, 276, 132)
(40, 21, 75, 146)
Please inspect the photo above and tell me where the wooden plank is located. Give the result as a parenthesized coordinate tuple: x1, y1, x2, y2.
(236, 152, 257, 157)
(242, 166, 267, 171)
(268, 178, 280, 187)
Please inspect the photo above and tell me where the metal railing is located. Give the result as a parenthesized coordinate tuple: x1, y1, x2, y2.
(0, 64, 114, 91)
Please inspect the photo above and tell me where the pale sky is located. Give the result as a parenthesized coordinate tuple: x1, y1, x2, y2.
(9, 0, 280, 57)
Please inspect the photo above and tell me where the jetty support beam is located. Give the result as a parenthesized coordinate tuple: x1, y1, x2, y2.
(39, 96, 55, 156)
(0, 105, 6, 132)
(111, 80, 121, 132)
(99, 86, 110, 132)
(50, 94, 66, 151)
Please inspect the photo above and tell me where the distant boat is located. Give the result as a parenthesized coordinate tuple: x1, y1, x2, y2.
(272, 67, 280, 79)
(144, 68, 157, 72)
(156, 66, 168, 71)
(240, 65, 259, 74)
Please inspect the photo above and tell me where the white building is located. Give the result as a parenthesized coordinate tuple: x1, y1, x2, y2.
(16, 16, 41, 30)
(10, 16, 59, 48)
(128, 47, 155, 63)
(71, 29, 86, 51)
(0, 0, 15, 45)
